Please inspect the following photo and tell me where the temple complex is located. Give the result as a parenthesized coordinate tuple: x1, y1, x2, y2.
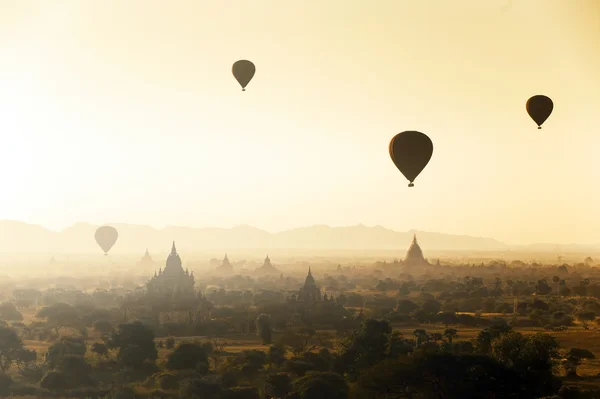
(404, 234, 430, 267)
(146, 242, 195, 296)
(255, 255, 280, 275)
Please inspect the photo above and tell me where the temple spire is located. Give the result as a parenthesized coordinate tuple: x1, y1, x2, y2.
(171, 241, 177, 255)
(308, 265, 312, 275)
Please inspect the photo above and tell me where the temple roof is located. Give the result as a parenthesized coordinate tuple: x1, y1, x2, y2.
(141, 248, 152, 262)
(304, 266, 316, 287)
(218, 254, 233, 271)
(164, 241, 184, 275)
(405, 234, 427, 264)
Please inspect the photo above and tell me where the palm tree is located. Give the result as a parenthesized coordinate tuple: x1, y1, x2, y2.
(443, 328, 458, 344)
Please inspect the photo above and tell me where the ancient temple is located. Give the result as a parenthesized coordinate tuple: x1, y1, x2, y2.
(298, 267, 322, 302)
(404, 234, 430, 267)
(146, 242, 195, 296)
(137, 249, 157, 269)
(255, 255, 280, 275)
(215, 254, 234, 273)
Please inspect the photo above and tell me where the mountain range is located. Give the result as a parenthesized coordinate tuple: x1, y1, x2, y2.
(0, 220, 596, 254)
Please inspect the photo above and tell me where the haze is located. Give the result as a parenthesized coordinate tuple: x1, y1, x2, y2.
(1, 0, 599, 246)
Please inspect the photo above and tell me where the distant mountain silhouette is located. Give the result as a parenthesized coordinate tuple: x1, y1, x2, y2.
(0, 220, 595, 254)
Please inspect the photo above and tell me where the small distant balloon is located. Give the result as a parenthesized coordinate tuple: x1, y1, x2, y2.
(526, 95, 553, 129)
(389, 131, 434, 187)
(232, 60, 255, 91)
(95, 226, 118, 255)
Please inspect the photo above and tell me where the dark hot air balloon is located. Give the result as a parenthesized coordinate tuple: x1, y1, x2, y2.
(95, 226, 118, 255)
(389, 131, 434, 187)
(526, 95, 553, 129)
(232, 60, 255, 91)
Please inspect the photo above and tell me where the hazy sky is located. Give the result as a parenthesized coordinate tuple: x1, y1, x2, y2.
(1, 0, 599, 245)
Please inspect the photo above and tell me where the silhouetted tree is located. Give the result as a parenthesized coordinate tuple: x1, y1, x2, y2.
(256, 314, 273, 345)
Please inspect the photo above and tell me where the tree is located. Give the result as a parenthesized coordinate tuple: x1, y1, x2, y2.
(437, 312, 457, 328)
(166, 342, 209, 371)
(267, 344, 287, 367)
(337, 318, 392, 379)
(91, 342, 108, 358)
(56, 354, 93, 388)
(443, 328, 458, 344)
(46, 337, 87, 369)
(265, 372, 292, 398)
(552, 276, 560, 295)
(40, 370, 67, 392)
(36, 303, 81, 336)
(92, 319, 114, 335)
(256, 314, 273, 345)
(492, 332, 561, 396)
(179, 378, 222, 399)
(107, 322, 158, 369)
(575, 311, 596, 329)
(413, 329, 428, 347)
(0, 303, 23, 321)
(210, 339, 226, 370)
(563, 348, 595, 377)
(0, 326, 26, 372)
(278, 327, 318, 355)
(289, 372, 348, 399)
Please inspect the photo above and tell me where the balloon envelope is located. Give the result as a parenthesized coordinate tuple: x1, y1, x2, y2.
(526, 95, 553, 129)
(95, 226, 118, 255)
(232, 60, 255, 91)
(389, 131, 433, 187)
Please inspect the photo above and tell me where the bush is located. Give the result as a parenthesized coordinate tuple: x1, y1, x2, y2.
(158, 372, 179, 390)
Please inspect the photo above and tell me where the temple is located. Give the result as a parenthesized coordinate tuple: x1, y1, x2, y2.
(146, 242, 195, 296)
(298, 267, 322, 301)
(216, 254, 234, 273)
(255, 255, 280, 275)
(404, 234, 430, 267)
(137, 249, 157, 269)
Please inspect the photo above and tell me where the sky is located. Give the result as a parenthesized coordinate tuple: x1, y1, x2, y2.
(0, 0, 599, 245)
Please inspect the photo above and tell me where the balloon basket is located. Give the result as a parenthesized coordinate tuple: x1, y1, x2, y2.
(538, 126, 541, 129)
(242, 88, 246, 91)
(408, 183, 414, 187)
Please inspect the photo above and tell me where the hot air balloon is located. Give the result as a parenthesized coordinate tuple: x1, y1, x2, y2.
(389, 131, 434, 187)
(95, 226, 118, 255)
(232, 60, 255, 91)
(526, 95, 553, 129)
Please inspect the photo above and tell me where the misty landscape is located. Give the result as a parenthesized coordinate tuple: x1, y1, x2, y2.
(2, 0, 600, 399)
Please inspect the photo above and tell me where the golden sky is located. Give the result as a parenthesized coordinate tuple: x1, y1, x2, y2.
(0, 0, 599, 245)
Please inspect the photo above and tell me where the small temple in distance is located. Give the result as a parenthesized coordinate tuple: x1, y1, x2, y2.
(215, 254, 234, 274)
(137, 249, 157, 269)
(255, 255, 281, 275)
(403, 234, 431, 267)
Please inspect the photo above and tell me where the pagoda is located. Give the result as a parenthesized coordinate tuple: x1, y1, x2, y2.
(255, 255, 280, 275)
(216, 254, 234, 274)
(298, 267, 322, 302)
(146, 242, 195, 296)
(404, 234, 430, 267)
